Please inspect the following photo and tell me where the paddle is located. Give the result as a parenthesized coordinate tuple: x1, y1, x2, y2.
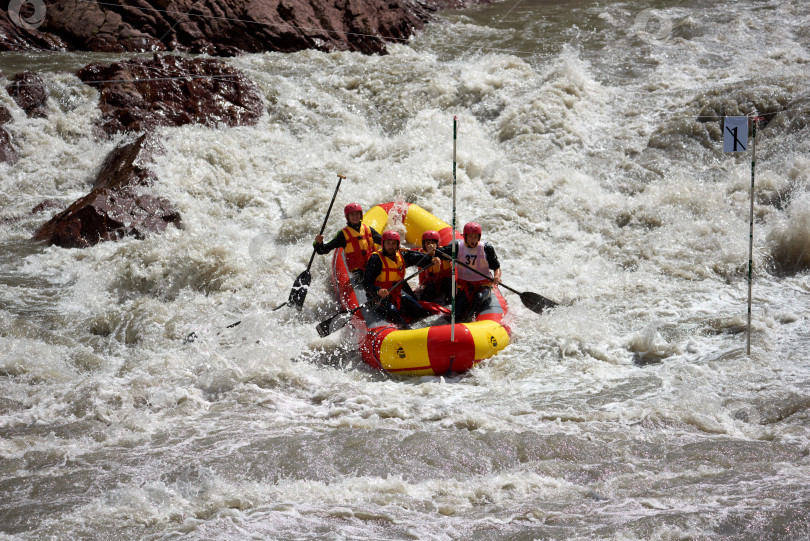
(316, 265, 431, 338)
(434, 250, 558, 314)
(282, 174, 345, 311)
(186, 174, 344, 340)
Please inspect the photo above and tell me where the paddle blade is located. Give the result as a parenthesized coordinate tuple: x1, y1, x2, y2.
(316, 311, 352, 338)
(288, 270, 312, 310)
(519, 291, 558, 314)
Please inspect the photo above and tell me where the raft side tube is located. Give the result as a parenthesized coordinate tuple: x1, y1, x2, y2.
(378, 320, 510, 375)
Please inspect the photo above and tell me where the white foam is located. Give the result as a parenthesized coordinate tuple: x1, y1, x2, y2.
(2, 1, 809, 538)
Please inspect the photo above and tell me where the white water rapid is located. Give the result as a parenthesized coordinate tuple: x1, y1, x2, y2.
(1, 0, 809, 539)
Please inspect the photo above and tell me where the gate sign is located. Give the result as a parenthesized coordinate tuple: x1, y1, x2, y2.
(724, 116, 748, 152)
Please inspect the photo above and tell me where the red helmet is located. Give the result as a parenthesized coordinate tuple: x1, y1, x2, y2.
(344, 203, 363, 220)
(381, 230, 400, 244)
(421, 230, 440, 243)
(463, 222, 482, 236)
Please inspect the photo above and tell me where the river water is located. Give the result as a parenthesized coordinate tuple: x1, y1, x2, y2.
(1, 0, 809, 539)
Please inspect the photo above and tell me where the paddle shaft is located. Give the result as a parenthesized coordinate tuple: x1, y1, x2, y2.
(317, 265, 432, 336)
(406, 249, 557, 313)
(306, 173, 345, 271)
(347, 265, 431, 317)
(285, 174, 345, 310)
(435, 248, 518, 296)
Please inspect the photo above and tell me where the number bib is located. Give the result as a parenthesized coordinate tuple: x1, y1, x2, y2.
(456, 240, 489, 282)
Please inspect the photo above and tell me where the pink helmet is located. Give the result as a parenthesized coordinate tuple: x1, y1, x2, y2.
(344, 203, 363, 220)
(463, 222, 482, 236)
(381, 230, 401, 244)
(421, 230, 440, 243)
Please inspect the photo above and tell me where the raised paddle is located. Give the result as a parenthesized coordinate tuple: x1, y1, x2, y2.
(434, 250, 558, 314)
(316, 266, 432, 338)
(187, 180, 345, 341)
(282, 174, 345, 311)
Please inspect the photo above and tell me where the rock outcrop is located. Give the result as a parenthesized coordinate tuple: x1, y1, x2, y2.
(7, 71, 49, 118)
(1, 0, 436, 56)
(30, 53, 264, 246)
(77, 54, 264, 136)
(33, 134, 182, 248)
(0, 4, 68, 51)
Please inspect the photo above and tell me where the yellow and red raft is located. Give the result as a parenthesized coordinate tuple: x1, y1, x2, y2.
(330, 202, 511, 376)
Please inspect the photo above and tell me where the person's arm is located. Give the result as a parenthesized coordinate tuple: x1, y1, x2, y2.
(435, 242, 456, 259)
(403, 250, 436, 269)
(363, 254, 384, 297)
(484, 243, 501, 284)
(314, 230, 346, 255)
(370, 227, 383, 246)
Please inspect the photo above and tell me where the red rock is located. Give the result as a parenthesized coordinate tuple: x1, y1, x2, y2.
(77, 54, 263, 136)
(7, 71, 49, 118)
(33, 134, 182, 248)
(1, 0, 438, 55)
(0, 8, 69, 52)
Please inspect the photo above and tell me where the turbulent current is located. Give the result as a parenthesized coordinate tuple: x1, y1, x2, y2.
(1, 0, 809, 539)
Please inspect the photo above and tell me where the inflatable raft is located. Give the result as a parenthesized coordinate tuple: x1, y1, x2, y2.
(330, 202, 511, 376)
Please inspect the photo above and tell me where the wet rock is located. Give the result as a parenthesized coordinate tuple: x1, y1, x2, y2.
(77, 54, 263, 136)
(2, 0, 438, 56)
(31, 199, 67, 215)
(0, 104, 18, 165)
(0, 199, 65, 227)
(0, 9, 69, 52)
(33, 134, 181, 248)
(0, 105, 11, 124)
(0, 128, 17, 166)
(7, 71, 49, 118)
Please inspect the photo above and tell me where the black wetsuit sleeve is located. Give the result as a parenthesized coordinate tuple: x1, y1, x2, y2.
(370, 227, 382, 245)
(436, 243, 456, 260)
(314, 230, 346, 254)
(403, 250, 433, 268)
(484, 243, 500, 271)
(363, 254, 382, 297)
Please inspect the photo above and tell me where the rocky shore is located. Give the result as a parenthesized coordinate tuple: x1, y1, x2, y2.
(1, 0, 444, 56)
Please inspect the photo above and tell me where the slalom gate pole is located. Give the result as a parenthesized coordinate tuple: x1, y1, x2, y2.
(746, 115, 759, 356)
(451, 116, 458, 342)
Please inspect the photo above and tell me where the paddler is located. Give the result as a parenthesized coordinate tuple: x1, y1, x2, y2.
(363, 230, 437, 329)
(415, 230, 452, 304)
(314, 203, 382, 279)
(435, 222, 501, 323)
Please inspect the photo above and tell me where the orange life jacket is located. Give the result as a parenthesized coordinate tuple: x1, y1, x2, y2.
(373, 249, 406, 305)
(341, 224, 375, 271)
(418, 249, 452, 285)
